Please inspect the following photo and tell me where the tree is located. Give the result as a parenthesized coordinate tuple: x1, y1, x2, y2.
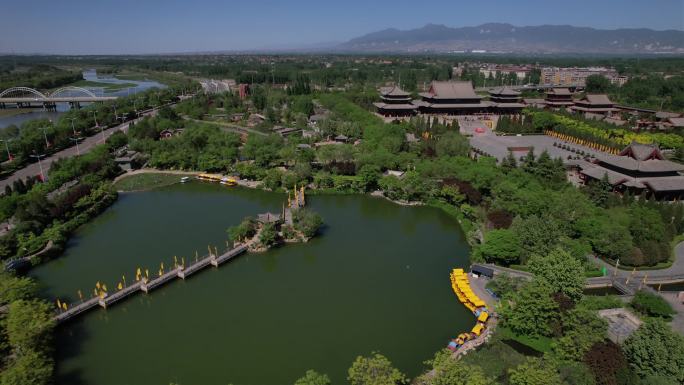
(347, 352, 407, 385)
(552, 307, 607, 362)
(584, 340, 627, 385)
(585, 75, 611, 93)
(475, 229, 521, 265)
(0, 349, 53, 385)
(508, 358, 562, 385)
(630, 290, 676, 319)
(415, 349, 495, 385)
(623, 319, 684, 383)
(5, 299, 54, 354)
(259, 223, 279, 247)
(294, 370, 331, 385)
(435, 131, 469, 157)
(500, 281, 559, 337)
(227, 217, 257, 243)
(358, 164, 381, 192)
(528, 248, 585, 302)
(0, 273, 38, 305)
(292, 208, 323, 238)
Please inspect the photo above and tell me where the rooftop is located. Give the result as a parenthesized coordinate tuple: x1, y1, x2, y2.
(422, 81, 481, 100)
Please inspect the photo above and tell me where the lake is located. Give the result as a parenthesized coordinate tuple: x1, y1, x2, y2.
(31, 182, 472, 385)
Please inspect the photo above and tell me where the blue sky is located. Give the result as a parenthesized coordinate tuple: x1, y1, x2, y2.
(1, 0, 682, 54)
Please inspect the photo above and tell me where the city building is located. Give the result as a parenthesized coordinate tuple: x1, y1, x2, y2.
(373, 85, 417, 117)
(479, 64, 532, 81)
(414, 81, 490, 115)
(488, 87, 525, 114)
(540, 67, 623, 87)
(579, 142, 684, 200)
(544, 88, 575, 109)
(572, 94, 618, 116)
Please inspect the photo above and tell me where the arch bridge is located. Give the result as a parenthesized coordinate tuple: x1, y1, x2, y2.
(0, 86, 118, 110)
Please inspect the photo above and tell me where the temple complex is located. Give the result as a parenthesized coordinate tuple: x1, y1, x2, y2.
(414, 81, 490, 115)
(571, 94, 618, 116)
(579, 142, 684, 200)
(488, 87, 525, 114)
(544, 88, 575, 109)
(373, 86, 417, 117)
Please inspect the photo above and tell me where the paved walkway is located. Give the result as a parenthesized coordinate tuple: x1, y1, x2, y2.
(588, 242, 684, 282)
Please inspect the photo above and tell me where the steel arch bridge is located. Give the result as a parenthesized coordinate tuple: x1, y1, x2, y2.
(0, 86, 48, 99)
(49, 86, 98, 98)
(0, 86, 117, 104)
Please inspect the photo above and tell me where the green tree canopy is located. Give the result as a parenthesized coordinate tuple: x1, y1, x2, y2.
(347, 352, 407, 385)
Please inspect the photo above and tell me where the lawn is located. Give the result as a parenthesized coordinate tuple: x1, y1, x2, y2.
(113, 173, 187, 192)
(497, 326, 553, 354)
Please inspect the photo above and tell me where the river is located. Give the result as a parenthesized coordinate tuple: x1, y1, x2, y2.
(0, 69, 166, 129)
(31, 182, 472, 385)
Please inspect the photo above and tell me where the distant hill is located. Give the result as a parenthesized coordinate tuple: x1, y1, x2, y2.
(337, 23, 684, 54)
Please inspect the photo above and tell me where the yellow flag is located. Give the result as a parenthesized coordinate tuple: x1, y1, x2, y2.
(77, 290, 83, 301)
(62, 303, 68, 311)
(94, 288, 98, 296)
(117, 282, 123, 290)
(57, 299, 62, 309)
(136, 267, 141, 276)
(96, 281, 101, 289)
(102, 284, 108, 292)
(145, 269, 149, 279)
(158, 269, 163, 277)
(99, 291, 105, 299)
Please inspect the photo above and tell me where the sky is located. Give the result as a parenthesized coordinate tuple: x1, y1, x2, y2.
(1, 0, 683, 54)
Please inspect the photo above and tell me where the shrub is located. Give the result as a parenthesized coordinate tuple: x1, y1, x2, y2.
(630, 290, 675, 319)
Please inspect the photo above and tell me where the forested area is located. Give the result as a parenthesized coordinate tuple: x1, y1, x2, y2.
(0, 64, 83, 90)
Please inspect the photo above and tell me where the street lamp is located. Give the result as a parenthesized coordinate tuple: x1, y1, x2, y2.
(91, 110, 99, 129)
(69, 118, 78, 136)
(0, 139, 14, 161)
(70, 137, 83, 156)
(29, 153, 47, 181)
(38, 127, 50, 148)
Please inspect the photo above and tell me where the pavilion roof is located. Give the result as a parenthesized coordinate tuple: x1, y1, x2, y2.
(379, 85, 411, 97)
(581, 94, 614, 105)
(619, 142, 664, 161)
(489, 87, 521, 96)
(547, 88, 572, 96)
(423, 81, 481, 100)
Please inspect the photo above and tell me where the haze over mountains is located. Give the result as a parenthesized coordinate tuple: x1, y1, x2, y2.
(336, 23, 684, 54)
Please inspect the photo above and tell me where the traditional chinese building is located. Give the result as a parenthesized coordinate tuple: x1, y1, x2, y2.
(373, 86, 417, 117)
(579, 142, 684, 200)
(572, 94, 617, 116)
(488, 87, 525, 114)
(544, 88, 575, 109)
(414, 81, 489, 115)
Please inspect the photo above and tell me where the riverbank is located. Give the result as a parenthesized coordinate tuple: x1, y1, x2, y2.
(113, 170, 200, 192)
(0, 108, 34, 118)
(71, 80, 138, 92)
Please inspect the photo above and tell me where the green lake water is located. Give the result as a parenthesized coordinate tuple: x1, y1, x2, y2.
(31, 182, 472, 385)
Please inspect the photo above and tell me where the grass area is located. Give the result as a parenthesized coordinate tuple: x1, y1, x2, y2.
(497, 326, 553, 353)
(113, 173, 186, 192)
(71, 80, 138, 91)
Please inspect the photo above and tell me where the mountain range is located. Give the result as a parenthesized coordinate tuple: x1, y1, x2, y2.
(336, 23, 684, 54)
